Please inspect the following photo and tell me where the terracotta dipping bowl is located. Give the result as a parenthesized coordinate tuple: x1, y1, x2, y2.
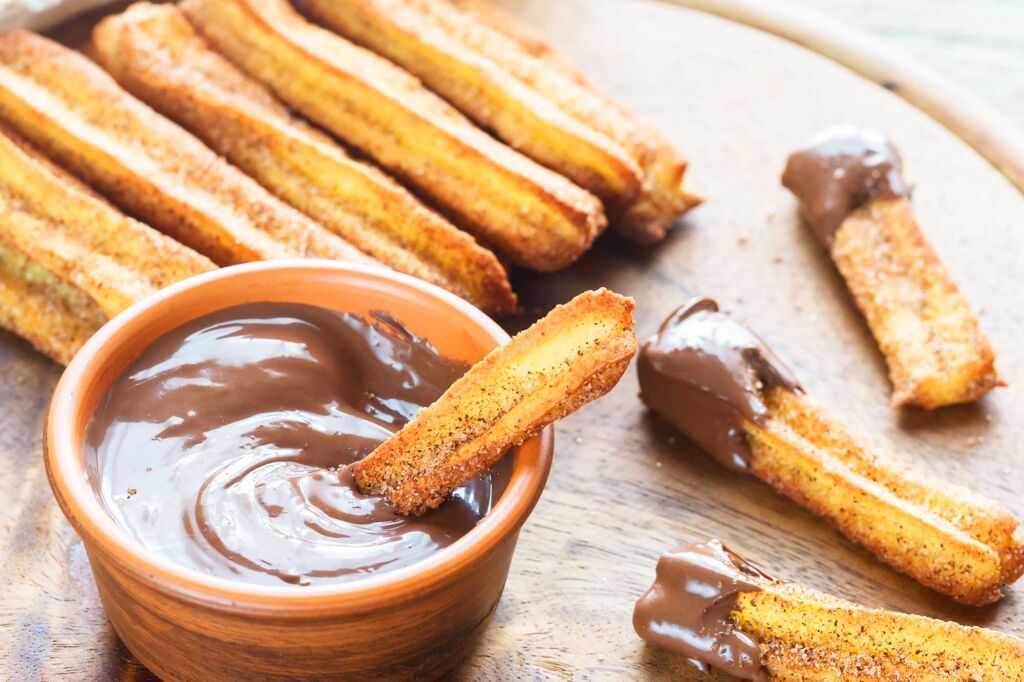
(45, 261, 554, 681)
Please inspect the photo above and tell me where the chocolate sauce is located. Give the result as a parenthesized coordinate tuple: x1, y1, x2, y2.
(782, 126, 908, 246)
(637, 298, 801, 471)
(85, 302, 510, 587)
(633, 540, 774, 681)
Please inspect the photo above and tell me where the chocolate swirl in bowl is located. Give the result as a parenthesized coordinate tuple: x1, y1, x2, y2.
(85, 302, 509, 587)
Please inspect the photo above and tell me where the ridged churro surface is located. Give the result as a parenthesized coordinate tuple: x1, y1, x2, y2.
(0, 30, 373, 268)
(409, 0, 704, 241)
(834, 196, 1000, 408)
(737, 581, 1024, 680)
(94, 3, 515, 313)
(0, 123, 213, 363)
(748, 387, 1024, 606)
(298, 0, 700, 244)
(181, 0, 606, 271)
(355, 289, 636, 514)
(296, 0, 643, 205)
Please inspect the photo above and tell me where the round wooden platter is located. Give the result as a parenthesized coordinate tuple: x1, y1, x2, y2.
(2, 0, 1024, 679)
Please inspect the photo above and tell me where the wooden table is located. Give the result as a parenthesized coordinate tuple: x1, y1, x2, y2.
(2, 0, 1023, 679)
(789, 0, 1024, 128)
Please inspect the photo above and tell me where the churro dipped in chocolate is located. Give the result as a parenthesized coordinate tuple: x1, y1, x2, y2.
(356, 289, 636, 514)
(93, 3, 515, 314)
(181, 0, 606, 272)
(782, 126, 999, 409)
(0, 123, 213, 364)
(0, 31, 374, 268)
(639, 299, 1024, 605)
(295, 0, 700, 243)
(634, 539, 1024, 681)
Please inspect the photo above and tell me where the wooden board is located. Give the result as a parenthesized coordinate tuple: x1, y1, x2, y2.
(2, 0, 1024, 678)
(665, 0, 1024, 196)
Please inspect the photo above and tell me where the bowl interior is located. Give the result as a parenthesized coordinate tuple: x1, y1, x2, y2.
(46, 261, 553, 612)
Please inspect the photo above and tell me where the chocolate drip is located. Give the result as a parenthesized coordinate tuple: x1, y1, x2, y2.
(782, 126, 908, 246)
(638, 298, 801, 471)
(634, 539, 774, 681)
(85, 302, 510, 587)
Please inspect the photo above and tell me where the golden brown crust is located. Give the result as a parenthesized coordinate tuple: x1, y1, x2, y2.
(0, 123, 214, 364)
(745, 387, 1024, 605)
(93, 3, 516, 314)
(354, 289, 636, 514)
(296, 0, 643, 208)
(0, 30, 375, 268)
(832, 196, 1000, 408)
(180, 0, 606, 272)
(400, 0, 703, 243)
(0, 242, 103, 365)
(0, 119, 104, 202)
(733, 580, 1024, 680)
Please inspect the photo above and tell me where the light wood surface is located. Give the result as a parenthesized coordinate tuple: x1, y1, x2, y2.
(665, 0, 1024, 198)
(788, 0, 1024, 128)
(2, 0, 1024, 679)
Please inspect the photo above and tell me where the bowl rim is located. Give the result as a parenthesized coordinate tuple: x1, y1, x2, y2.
(46, 260, 554, 618)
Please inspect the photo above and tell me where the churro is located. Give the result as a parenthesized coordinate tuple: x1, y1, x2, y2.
(782, 126, 999, 408)
(635, 539, 1024, 680)
(356, 289, 636, 514)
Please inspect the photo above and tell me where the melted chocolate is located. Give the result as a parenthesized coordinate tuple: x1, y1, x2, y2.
(637, 298, 801, 471)
(633, 540, 774, 681)
(85, 302, 510, 587)
(782, 126, 908, 246)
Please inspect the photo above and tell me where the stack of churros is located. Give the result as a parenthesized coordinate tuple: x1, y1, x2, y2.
(0, 0, 699, 362)
(0, 31, 374, 268)
(92, 3, 516, 314)
(179, 0, 610, 272)
(295, 0, 701, 244)
(0, 123, 213, 363)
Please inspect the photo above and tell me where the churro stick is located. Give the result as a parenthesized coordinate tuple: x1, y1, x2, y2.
(749, 387, 1023, 606)
(634, 540, 1024, 681)
(441, 0, 705, 239)
(783, 126, 999, 409)
(441, 0, 704, 235)
(0, 123, 214, 363)
(355, 289, 636, 514)
(180, 0, 606, 272)
(298, 0, 701, 245)
(639, 298, 1024, 605)
(296, 0, 641, 208)
(0, 31, 375, 268)
(93, 4, 515, 314)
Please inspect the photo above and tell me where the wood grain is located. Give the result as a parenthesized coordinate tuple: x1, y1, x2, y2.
(2, 0, 1024, 679)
